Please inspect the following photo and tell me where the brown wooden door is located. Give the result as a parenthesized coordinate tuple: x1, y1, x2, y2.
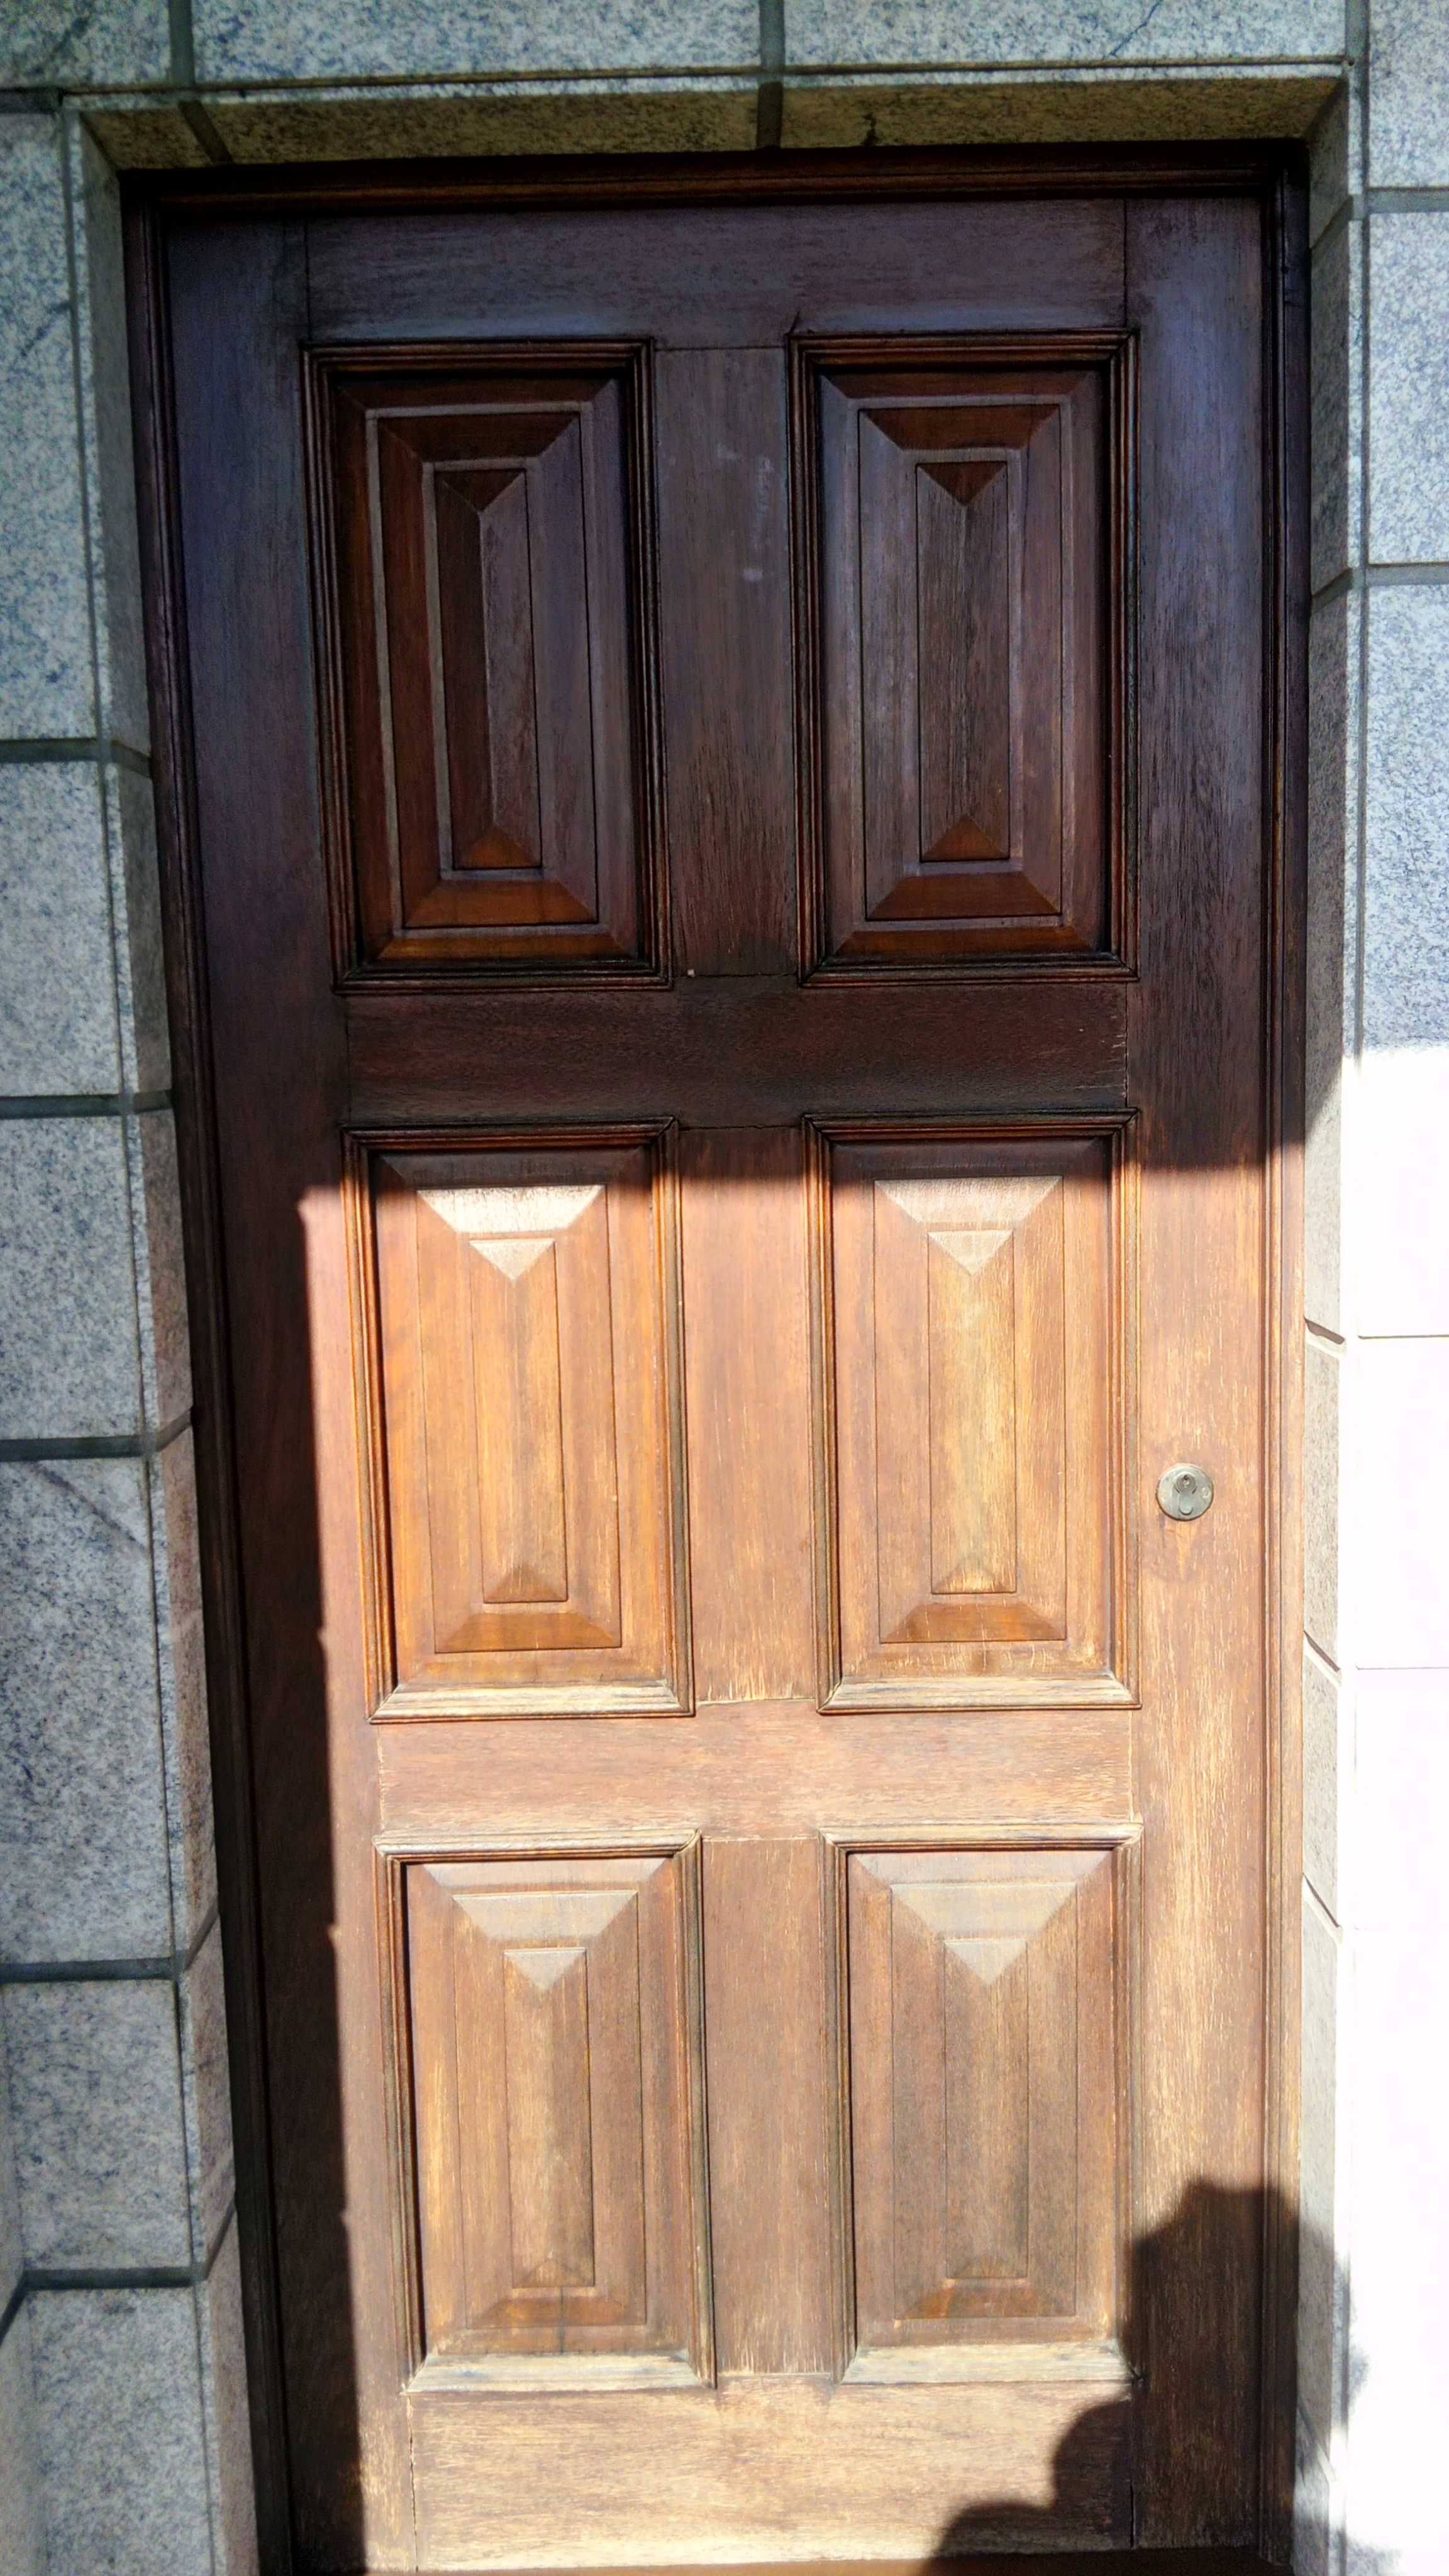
(151, 166, 1294, 2572)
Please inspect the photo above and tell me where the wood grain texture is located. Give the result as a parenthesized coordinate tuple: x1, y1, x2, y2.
(679, 1129, 816, 1705)
(392, 1845, 711, 2387)
(309, 343, 665, 979)
(409, 2375, 1132, 2567)
(812, 1121, 1135, 1710)
(656, 352, 797, 977)
(843, 1845, 1127, 2368)
(1126, 194, 1270, 2548)
(360, 1129, 692, 1713)
(139, 165, 1301, 2572)
(702, 1839, 837, 2376)
(792, 336, 1130, 971)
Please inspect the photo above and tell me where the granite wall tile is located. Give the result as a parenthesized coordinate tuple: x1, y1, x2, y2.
(3, 1979, 191, 2270)
(1368, 0, 1449, 187)
(1307, 75, 1361, 246)
(126, 1108, 192, 1433)
(0, 1118, 139, 1440)
(0, 762, 119, 1098)
(1367, 215, 1449, 566)
(0, 0, 169, 87)
(196, 2221, 259, 2576)
(1356, 584, 1449, 1336)
(30, 2285, 212, 2576)
(0, 2013, 21, 2309)
(68, 125, 151, 757)
(0, 119, 94, 743)
(179, 1924, 233, 2265)
(200, 77, 760, 162)
(1310, 216, 1362, 594)
(782, 0, 1346, 66)
(196, 0, 758, 86)
(106, 765, 170, 1097)
(0, 1457, 172, 1965)
(0, 2307, 46, 2576)
(1305, 593, 1359, 1340)
(149, 1433, 216, 1952)
(1362, 584, 1449, 1051)
(778, 63, 1335, 144)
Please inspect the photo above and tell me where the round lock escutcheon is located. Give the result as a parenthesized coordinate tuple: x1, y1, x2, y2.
(1157, 1462, 1214, 1521)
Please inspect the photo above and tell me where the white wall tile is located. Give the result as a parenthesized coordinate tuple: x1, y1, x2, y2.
(68, 125, 151, 757)
(1304, 1332, 1344, 1662)
(1303, 1646, 1348, 1924)
(195, 0, 758, 86)
(1352, 1338, 1449, 1667)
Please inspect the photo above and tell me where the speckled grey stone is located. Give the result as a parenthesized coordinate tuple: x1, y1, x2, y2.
(1302, 1332, 1340, 1665)
(1310, 217, 1362, 594)
(0, 1119, 140, 1440)
(1304, 76, 1351, 247)
(1304, 594, 1358, 1339)
(69, 125, 151, 757)
(782, 0, 1345, 68)
(0, 1457, 172, 1964)
(80, 101, 218, 170)
(180, 1924, 233, 2263)
(127, 1109, 192, 1433)
(196, 0, 757, 86)
(108, 765, 171, 1097)
(0, 763, 119, 1097)
(1307, 74, 1361, 245)
(3, 1979, 191, 2268)
(0, 0, 169, 87)
(0, 2307, 45, 2576)
(202, 76, 759, 162)
(1368, 213, 1449, 565)
(150, 1433, 217, 1952)
(197, 2221, 258, 2576)
(0, 119, 94, 743)
(30, 2285, 212, 2576)
(779, 62, 1335, 145)
(0, 2014, 22, 2307)
(1363, 584, 1449, 1049)
(1370, 0, 1449, 187)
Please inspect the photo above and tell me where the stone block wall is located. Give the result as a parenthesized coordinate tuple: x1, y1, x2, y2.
(0, 8, 1444, 2574)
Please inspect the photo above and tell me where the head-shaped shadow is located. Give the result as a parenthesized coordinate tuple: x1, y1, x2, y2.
(928, 2181, 1394, 2573)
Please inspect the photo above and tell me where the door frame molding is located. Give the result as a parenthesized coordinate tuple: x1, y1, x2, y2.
(123, 143, 1306, 2570)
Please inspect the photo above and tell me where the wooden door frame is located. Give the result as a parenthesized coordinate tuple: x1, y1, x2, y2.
(123, 142, 1307, 2572)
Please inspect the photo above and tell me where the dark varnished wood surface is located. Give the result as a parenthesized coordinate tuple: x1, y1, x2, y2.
(140, 160, 1302, 2573)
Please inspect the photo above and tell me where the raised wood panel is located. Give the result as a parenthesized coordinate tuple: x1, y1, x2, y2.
(841, 1843, 1130, 2379)
(309, 343, 663, 979)
(359, 1130, 690, 1713)
(812, 1122, 1135, 1709)
(389, 1845, 711, 2387)
(792, 335, 1134, 974)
